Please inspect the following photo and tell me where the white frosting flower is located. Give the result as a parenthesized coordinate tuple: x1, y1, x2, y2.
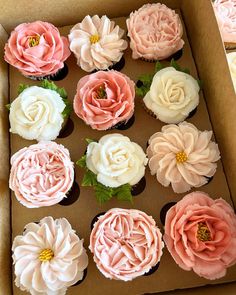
(143, 67, 200, 124)
(226, 52, 236, 91)
(12, 216, 88, 295)
(86, 134, 148, 188)
(69, 15, 128, 72)
(10, 86, 65, 141)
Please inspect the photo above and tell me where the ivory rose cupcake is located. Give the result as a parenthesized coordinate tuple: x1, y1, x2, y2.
(77, 134, 148, 203)
(9, 80, 71, 141)
(213, 0, 236, 49)
(137, 65, 200, 124)
(4, 21, 71, 80)
(226, 52, 236, 91)
(73, 70, 135, 130)
(90, 208, 164, 281)
(164, 191, 236, 280)
(12, 216, 88, 294)
(9, 141, 74, 208)
(69, 15, 127, 72)
(127, 3, 184, 61)
(147, 122, 220, 193)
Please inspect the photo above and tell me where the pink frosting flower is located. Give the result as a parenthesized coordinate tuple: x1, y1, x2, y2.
(147, 122, 220, 193)
(4, 21, 71, 77)
(73, 70, 135, 130)
(126, 3, 184, 60)
(9, 141, 74, 208)
(89, 208, 164, 281)
(164, 191, 236, 280)
(213, 0, 236, 43)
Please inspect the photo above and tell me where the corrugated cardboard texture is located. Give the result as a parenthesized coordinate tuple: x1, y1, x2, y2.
(9, 14, 236, 295)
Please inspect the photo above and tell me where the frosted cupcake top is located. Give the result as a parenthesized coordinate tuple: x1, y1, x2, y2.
(226, 52, 236, 91)
(213, 0, 236, 44)
(127, 3, 184, 60)
(12, 216, 88, 294)
(143, 67, 200, 124)
(69, 15, 127, 72)
(73, 70, 135, 130)
(4, 21, 71, 77)
(9, 141, 74, 208)
(164, 191, 236, 280)
(90, 208, 164, 281)
(147, 122, 220, 193)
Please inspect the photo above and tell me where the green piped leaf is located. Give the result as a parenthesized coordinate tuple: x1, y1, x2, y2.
(5, 103, 11, 110)
(18, 84, 29, 94)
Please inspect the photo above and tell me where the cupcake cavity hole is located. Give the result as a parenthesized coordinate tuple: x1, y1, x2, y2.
(131, 177, 146, 196)
(160, 202, 177, 226)
(59, 182, 80, 206)
(113, 114, 135, 130)
(143, 262, 160, 276)
(166, 49, 183, 61)
(109, 56, 125, 71)
(91, 212, 106, 230)
(50, 63, 69, 81)
(136, 80, 143, 88)
(72, 268, 87, 287)
(58, 118, 74, 138)
(206, 176, 214, 185)
(186, 107, 198, 120)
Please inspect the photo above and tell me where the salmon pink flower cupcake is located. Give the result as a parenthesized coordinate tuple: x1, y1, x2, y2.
(164, 191, 236, 280)
(4, 21, 71, 80)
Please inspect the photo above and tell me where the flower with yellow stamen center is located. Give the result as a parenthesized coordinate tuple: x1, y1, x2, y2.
(28, 35, 40, 47)
(175, 151, 188, 163)
(90, 34, 100, 44)
(197, 222, 212, 242)
(38, 248, 54, 262)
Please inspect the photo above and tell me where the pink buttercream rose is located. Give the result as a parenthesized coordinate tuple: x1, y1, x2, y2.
(9, 141, 74, 208)
(4, 21, 71, 77)
(164, 191, 236, 280)
(73, 70, 135, 130)
(126, 3, 184, 60)
(89, 208, 164, 281)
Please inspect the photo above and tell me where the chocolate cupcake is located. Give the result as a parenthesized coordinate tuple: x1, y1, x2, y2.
(4, 21, 71, 80)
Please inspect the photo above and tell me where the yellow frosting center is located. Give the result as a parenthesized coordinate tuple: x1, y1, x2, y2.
(197, 222, 212, 242)
(176, 151, 188, 163)
(90, 34, 100, 44)
(29, 35, 40, 47)
(39, 248, 54, 262)
(95, 86, 107, 99)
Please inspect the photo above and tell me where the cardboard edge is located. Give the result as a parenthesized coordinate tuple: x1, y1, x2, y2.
(0, 24, 12, 295)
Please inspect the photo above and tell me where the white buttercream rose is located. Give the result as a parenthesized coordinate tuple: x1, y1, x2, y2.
(143, 67, 200, 124)
(86, 134, 148, 188)
(9, 86, 65, 141)
(227, 52, 236, 91)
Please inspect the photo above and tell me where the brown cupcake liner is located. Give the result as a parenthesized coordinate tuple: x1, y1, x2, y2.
(224, 42, 236, 50)
(141, 100, 157, 119)
(140, 57, 157, 63)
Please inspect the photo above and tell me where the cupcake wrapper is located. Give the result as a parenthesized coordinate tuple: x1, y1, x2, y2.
(92, 56, 125, 73)
(224, 42, 236, 50)
(142, 100, 157, 119)
(25, 64, 68, 81)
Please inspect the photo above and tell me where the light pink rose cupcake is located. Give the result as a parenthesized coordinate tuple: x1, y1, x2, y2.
(73, 70, 135, 130)
(164, 191, 236, 280)
(127, 3, 184, 61)
(4, 21, 71, 79)
(9, 141, 74, 208)
(89, 208, 164, 281)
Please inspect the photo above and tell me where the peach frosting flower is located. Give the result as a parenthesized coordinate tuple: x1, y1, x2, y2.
(4, 21, 71, 77)
(69, 15, 127, 72)
(89, 208, 164, 281)
(164, 191, 236, 280)
(147, 122, 220, 193)
(213, 0, 236, 43)
(127, 3, 184, 60)
(73, 70, 135, 130)
(9, 141, 74, 208)
(12, 216, 88, 295)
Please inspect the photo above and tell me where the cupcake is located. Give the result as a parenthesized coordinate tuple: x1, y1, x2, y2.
(164, 191, 236, 280)
(127, 3, 184, 61)
(9, 141, 74, 208)
(213, 0, 236, 49)
(226, 52, 236, 91)
(9, 80, 71, 141)
(12, 216, 88, 294)
(77, 134, 148, 203)
(90, 208, 164, 281)
(73, 70, 135, 130)
(147, 122, 220, 193)
(139, 66, 200, 124)
(69, 15, 127, 72)
(4, 21, 71, 80)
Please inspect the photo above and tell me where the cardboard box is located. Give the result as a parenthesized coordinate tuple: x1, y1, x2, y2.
(0, 0, 236, 294)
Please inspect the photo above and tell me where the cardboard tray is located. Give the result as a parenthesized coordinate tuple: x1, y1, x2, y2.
(0, 0, 236, 294)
